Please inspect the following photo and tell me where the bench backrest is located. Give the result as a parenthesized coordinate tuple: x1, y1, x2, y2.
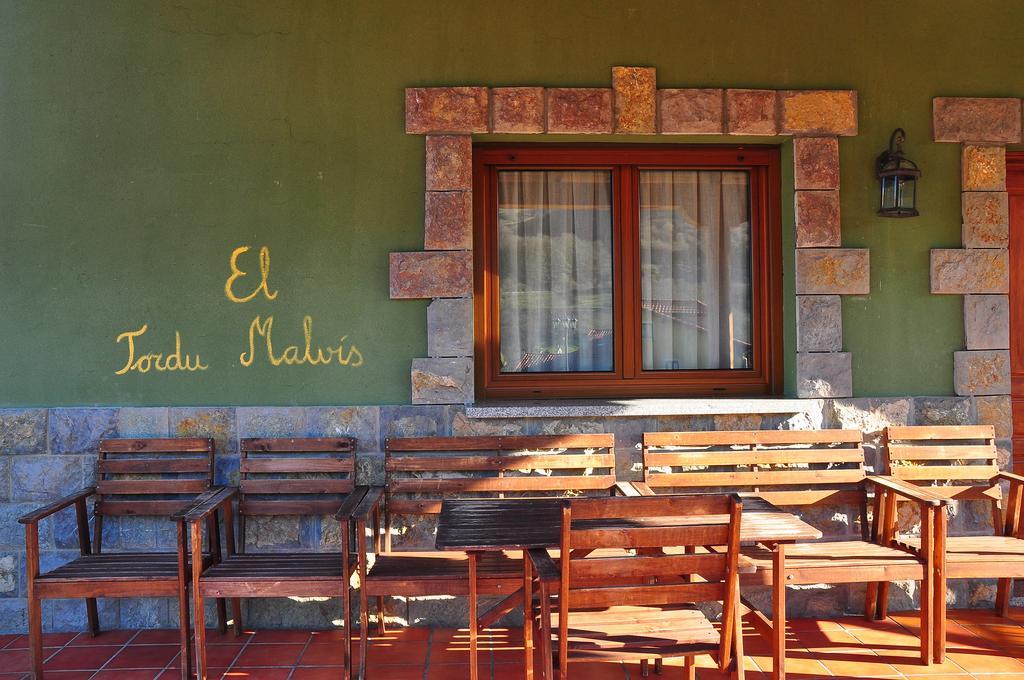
(95, 438, 215, 518)
(238, 437, 357, 517)
(883, 425, 1000, 529)
(641, 429, 867, 507)
(383, 434, 616, 538)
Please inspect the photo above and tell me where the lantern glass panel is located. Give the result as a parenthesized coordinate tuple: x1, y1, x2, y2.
(880, 176, 897, 212)
(898, 177, 916, 212)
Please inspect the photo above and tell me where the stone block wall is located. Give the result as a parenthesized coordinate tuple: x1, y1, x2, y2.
(0, 399, 1012, 633)
(393, 66, 867, 404)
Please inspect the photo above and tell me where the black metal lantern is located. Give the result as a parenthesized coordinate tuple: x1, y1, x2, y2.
(876, 128, 921, 218)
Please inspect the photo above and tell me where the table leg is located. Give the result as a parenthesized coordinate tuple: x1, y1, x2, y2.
(523, 554, 534, 680)
(773, 543, 787, 680)
(469, 551, 479, 680)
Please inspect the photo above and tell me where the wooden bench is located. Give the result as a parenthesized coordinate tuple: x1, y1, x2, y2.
(635, 429, 946, 676)
(351, 433, 619, 679)
(529, 494, 747, 680)
(882, 424, 1024, 661)
(18, 437, 217, 680)
(180, 437, 363, 680)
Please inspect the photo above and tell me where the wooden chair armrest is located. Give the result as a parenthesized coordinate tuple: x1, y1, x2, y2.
(630, 481, 657, 496)
(867, 475, 946, 506)
(18, 487, 96, 524)
(996, 471, 1024, 485)
(350, 486, 385, 520)
(528, 548, 560, 584)
(334, 486, 371, 520)
(612, 481, 641, 497)
(175, 486, 238, 523)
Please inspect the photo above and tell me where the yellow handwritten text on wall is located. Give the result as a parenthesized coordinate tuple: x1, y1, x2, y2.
(239, 315, 363, 368)
(115, 324, 209, 375)
(225, 246, 278, 303)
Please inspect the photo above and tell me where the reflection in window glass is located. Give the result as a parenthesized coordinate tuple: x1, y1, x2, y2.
(639, 170, 752, 370)
(497, 170, 614, 373)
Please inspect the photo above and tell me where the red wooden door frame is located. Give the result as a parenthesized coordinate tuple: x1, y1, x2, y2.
(1006, 154, 1024, 473)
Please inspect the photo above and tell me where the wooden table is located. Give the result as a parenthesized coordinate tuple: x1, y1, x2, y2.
(436, 495, 821, 680)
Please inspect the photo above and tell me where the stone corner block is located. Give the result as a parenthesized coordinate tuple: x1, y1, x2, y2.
(975, 394, 1013, 439)
(411, 357, 474, 405)
(793, 137, 840, 190)
(795, 249, 870, 295)
(795, 190, 841, 248)
(405, 87, 489, 134)
(725, 89, 778, 135)
(797, 295, 843, 352)
(797, 352, 853, 398)
(933, 97, 1022, 144)
(427, 298, 474, 357)
(962, 191, 1009, 248)
(930, 249, 1009, 294)
(612, 66, 656, 134)
(389, 251, 472, 299)
(546, 88, 613, 134)
(658, 89, 724, 135)
(425, 135, 472, 191)
(490, 87, 545, 134)
(779, 90, 858, 136)
(962, 145, 1007, 191)
(964, 295, 1010, 350)
(424, 191, 472, 250)
(953, 350, 1010, 396)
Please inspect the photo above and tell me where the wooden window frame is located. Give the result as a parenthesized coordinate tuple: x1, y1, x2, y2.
(473, 143, 783, 400)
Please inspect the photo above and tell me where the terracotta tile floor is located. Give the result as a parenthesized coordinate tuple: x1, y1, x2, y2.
(10, 609, 1024, 679)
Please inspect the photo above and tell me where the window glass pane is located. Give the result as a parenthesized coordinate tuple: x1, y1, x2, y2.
(497, 170, 614, 373)
(639, 170, 752, 371)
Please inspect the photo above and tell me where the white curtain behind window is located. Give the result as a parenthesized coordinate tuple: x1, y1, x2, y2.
(639, 170, 752, 371)
(498, 170, 614, 373)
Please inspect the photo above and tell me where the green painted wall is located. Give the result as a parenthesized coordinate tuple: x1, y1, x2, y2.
(2, 0, 1021, 406)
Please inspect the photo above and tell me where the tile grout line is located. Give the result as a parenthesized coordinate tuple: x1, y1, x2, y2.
(222, 627, 259, 678)
(85, 628, 142, 679)
(285, 631, 315, 680)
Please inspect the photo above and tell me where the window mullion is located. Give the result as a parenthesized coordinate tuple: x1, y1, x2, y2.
(618, 165, 638, 380)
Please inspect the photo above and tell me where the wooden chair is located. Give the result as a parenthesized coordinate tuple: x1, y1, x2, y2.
(18, 437, 218, 680)
(529, 494, 747, 680)
(635, 429, 946, 672)
(882, 424, 1024, 661)
(351, 433, 619, 679)
(181, 437, 364, 680)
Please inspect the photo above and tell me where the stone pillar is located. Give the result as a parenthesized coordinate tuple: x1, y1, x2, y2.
(932, 97, 1021, 398)
(785, 91, 862, 398)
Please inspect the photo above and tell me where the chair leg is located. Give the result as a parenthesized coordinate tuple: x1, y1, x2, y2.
(28, 595, 43, 680)
(85, 598, 100, 636)
(194, 594, 208, 680)
(733, 594, 745, 680)
(538, 582, 554, 680)
(231, 599, 243, 636)
(376, 597, 386, 634)
(865, 582, 878, 621)
(178, 585, 193, 680)
(215, 599, 228, 635)
(357, 519, 369, 680)
(684, 655, 696, 680)
(654, 657, 663, 674)
(877, 581, 891, 619)
(997, 578, 1013, 617)
(640, 659, 649, 676)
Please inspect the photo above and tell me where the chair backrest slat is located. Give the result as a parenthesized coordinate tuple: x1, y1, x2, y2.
(882, 425, 999, 529)
(94, 438, 215, 517)
(383, 434, 616, 518)
(641, 429, 866, 504)
(238, 437, 357, 517)
(556, 494, 743, 662)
